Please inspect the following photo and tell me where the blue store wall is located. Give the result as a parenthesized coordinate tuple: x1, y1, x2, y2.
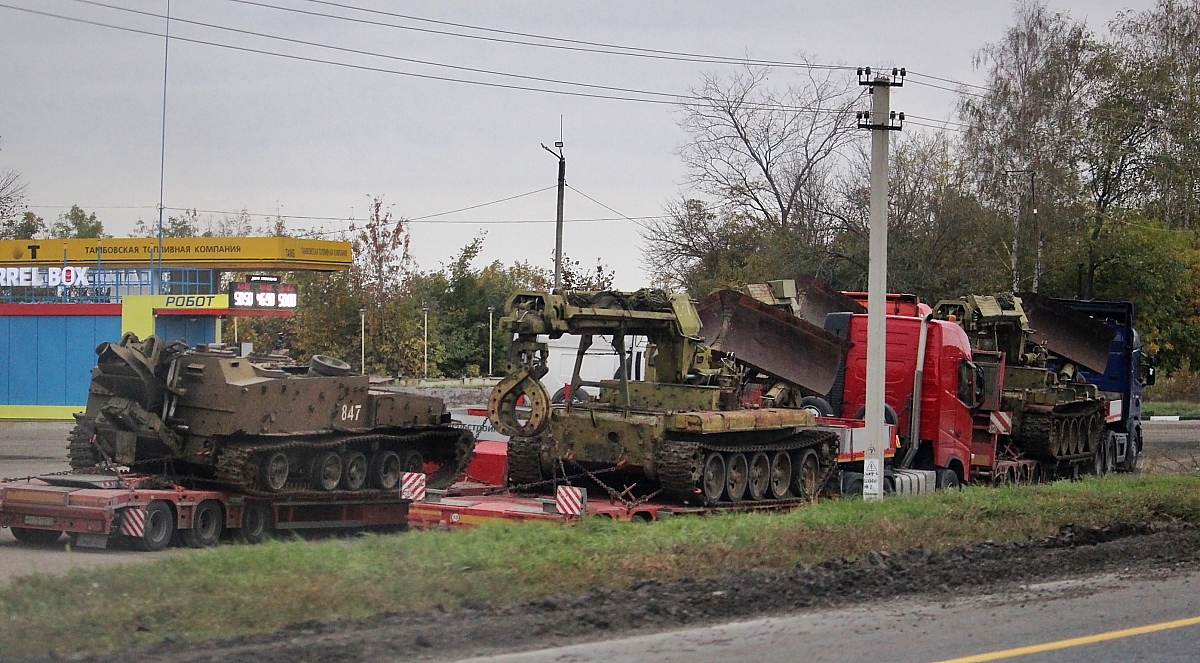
(0, 314, 122, 406)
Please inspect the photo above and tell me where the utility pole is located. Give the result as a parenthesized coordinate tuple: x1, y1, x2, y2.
(155, 0, 172, 295)
(1004, 169, 1035, 292)
(541, 140, 566, 291)
(487, 305, 495, 376)
(857, 67, 904, 501)
(359, 308, 366, 374)
(421, 303, 429, 379)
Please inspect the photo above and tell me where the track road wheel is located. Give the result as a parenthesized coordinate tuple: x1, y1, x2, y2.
(725, 453, 749, 502)
(369, 450, 402, 490)
(340, 451, 369, 491)
(9, 527, 63, 545)
(131, 500, 174, 552)
(747, 452, 771, 501)
(399, 449, 425, 474)
(768, 451, 792, 499)
(182, 500, 223, 549)
(793, 448, 821, 500)
(935, 468, 960, 491)
(235, 501, 272, 545)
(309, 451, 342, 491)
(701, 452, 726, 504)
(260, 451, 289, 493)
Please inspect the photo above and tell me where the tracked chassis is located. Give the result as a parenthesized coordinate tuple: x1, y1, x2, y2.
(68, 334, 473, 496)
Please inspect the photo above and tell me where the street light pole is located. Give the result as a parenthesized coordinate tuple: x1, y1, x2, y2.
(421, 303, 429, 379)
(541, 140, 566, 291)
(487, 305, 495, 377)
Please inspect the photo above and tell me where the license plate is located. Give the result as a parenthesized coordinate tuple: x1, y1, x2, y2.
(22, 515, 54, 526)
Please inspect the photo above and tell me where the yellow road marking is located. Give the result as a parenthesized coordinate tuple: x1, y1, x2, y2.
(933, 615, 1200, 662)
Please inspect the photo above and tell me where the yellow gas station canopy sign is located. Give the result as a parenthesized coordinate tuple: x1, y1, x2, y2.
(0, 237, 351, 271)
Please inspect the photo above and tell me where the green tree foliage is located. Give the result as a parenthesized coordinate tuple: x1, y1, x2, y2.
(1, 211, 44, 240)
(50, 205, 107, 239)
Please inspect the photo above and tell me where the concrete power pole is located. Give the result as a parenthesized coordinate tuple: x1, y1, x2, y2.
(857, 67, 904, 501)
(542, 141, 566, 291)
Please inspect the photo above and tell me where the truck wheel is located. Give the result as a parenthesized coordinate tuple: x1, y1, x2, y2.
(340, 451, 369, 491)
(725, 453, 749, 502)
(369, 450, 401, 490)
(799, 396, 833, 417)
(131, 500, 175, 552)
(1090, 441, 1106, 476)
(701, 452, 726, 504)
(235, 502, 272, 545)
(853, 404, 899, 425)
(793, 448, 821, 500)
(935, 468, 960, 491)
(747, 452, 771, 501)
(768, 451, 792, 499)
(182, 500, 224, 549)
(1104, 433, 1118, 474)
(9, 527, 62, 545)
(1120, 428, 1141, 472)
(309, 451, 343, 491)
(260, 451, 290, 492)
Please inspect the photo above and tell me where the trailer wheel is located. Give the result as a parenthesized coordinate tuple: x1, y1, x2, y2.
(131, 500, 174, 552)
(768, 451, 792, 499)
(725, 453, 749, 502)
(701, 452, 726, 504)
(182, 500, 224, 549)
(935, 468, 960, 491)
(793, 448, 821, 500)
(235, 502, 272, 545)
(309, 451, 343, 491)
(9, 527, 62, 545)
(369, 450, 402, 490)
(747, 452, 771, 501)
(340, 451, 369, 491)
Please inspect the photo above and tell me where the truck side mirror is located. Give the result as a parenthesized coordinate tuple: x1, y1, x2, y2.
(1140, 351, 1157, 387)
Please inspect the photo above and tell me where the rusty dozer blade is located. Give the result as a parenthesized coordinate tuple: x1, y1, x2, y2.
(1019, 292, 1116, 373)
(697, 289, 849, 395)
(791, 273, 866, 326)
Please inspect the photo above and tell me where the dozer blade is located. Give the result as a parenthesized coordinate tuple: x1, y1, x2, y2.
(792, 273, 866, 326)
(697, 289, 850, 395)
(1019, 292, 1116, 373)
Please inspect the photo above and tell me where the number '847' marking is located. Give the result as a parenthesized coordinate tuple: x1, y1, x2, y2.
(340, 404, 362, 421)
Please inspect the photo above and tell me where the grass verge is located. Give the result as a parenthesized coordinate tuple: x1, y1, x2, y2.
(3, 473, 1200, 658)
(1143, 401, 1200, 417)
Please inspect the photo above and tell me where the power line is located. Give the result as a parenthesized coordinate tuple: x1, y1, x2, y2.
(6, 2, 846, 114)
(565, 184, 639, 223)
(235, 0, 855, 72)
(907, 69, 991, 92)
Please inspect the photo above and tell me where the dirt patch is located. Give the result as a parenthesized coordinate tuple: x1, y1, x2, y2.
(35, 521, 1200, 663)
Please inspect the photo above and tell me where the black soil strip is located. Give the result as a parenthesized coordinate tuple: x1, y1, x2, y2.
(38, 522, 1200, 663)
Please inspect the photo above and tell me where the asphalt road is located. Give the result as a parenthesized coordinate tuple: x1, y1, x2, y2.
(450, 570, 1200, 663)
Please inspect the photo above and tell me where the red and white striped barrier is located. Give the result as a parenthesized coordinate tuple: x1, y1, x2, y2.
(401, 472, 427, 502)
(555, 485, 586, 517)
(120, 506, 146, 538)
(989, 411, 1013, 435)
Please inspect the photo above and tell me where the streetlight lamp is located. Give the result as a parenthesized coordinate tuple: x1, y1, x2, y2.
(421, 303, 429, 379)
(359, 308, 366, 375)
(487, 305, 495, 376)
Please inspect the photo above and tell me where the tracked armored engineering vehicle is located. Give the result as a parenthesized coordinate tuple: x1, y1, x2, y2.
(69, 334, 474, 495)
(933, 293, 1115, 471)
(488, 288, 851, 506)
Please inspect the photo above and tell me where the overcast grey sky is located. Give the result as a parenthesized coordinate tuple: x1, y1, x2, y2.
(0, 0, 1153, 287)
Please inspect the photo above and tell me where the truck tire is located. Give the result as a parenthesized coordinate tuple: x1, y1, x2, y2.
(235, 501, 272, 545)
(935, 468, 960, 491)
(131, 500, 175, 552)
(799, 396, 833, 417)
(853, 404, 899, 425)
(9, 527, 62, 545)
(182, 500, 224, 549)
(1120, 426, 1141, 472)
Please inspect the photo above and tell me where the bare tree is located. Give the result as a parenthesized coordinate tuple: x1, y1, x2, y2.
(0, 137, 28, 238)
(676, 64, 861, 238)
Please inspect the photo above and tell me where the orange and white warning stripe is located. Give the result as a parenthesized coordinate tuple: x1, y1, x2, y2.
(555, 485, 585, 517)
(120, 506, 146, 538)
(1105, 399, 1123, 423)
(401, 472, 426, 502)
(989, 411, 1013, 436)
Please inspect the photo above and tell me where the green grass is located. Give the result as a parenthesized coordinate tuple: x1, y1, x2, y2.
(3, 474, 1200, 658)
(1143, 401, 1200, 417)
